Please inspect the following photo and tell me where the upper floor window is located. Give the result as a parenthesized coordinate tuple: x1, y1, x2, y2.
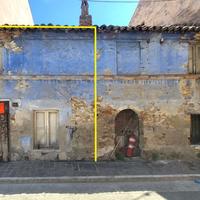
(189, 44, 200, 74)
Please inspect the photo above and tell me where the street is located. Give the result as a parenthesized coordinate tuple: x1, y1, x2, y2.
(0, 180, 199, 200)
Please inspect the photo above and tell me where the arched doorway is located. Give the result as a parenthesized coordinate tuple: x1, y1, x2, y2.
(115, 109, 140, 158)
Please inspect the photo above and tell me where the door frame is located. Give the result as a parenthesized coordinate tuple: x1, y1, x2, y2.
(115, 109, 141, 157)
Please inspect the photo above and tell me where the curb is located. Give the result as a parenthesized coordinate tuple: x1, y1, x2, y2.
(0, 174, 199, 183)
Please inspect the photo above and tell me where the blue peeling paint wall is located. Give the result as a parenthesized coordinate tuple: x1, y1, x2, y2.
(3, 31, 189, 75)
(0, 30, 197, 161)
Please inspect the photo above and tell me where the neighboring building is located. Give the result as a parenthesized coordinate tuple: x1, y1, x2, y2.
(0, 25, 200, 161)
(129, 0, 200, 26)
(0, 0, 33, 25)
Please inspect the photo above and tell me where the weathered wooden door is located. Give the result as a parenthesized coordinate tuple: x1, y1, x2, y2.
(0, 101, 9, 161)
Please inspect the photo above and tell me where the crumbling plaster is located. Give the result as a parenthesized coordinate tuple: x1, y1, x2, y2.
(0, 77, 198, 160)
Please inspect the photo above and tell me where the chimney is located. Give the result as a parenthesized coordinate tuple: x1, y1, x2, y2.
(79, 0, 92, 26)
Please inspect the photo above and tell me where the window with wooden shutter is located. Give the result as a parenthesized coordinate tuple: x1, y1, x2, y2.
(34, 110, 58, 149)
(189, 44, 200, 74)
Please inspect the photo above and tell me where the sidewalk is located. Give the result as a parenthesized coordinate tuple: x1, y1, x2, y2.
(0, 158, 200, 183)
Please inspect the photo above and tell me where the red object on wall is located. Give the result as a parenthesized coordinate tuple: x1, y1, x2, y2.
(0, 103, 5, 114)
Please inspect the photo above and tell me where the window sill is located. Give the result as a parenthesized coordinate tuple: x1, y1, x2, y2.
(190, 145, 200, 150)
(33, 149, 60, 152)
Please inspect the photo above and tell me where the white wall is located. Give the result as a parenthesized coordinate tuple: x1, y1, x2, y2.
(130, 0, 200, 26)
(0, 0, 33, 25)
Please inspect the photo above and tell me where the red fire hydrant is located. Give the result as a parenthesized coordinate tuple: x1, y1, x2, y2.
(127, 134, 136, 157)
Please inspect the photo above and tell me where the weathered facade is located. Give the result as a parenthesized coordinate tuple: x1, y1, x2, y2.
(0, 25, 200, 161)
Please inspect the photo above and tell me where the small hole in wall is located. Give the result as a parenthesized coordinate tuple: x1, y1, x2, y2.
(160, 38, 164, 44)
(12, 102, 19, 107)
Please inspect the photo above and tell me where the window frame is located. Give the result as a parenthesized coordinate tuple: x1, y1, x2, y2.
(33, 109, 59, 149)
(196, 45, 200, 73)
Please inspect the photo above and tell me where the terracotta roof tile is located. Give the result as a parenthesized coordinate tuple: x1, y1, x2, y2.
(0, 24, 200, 33)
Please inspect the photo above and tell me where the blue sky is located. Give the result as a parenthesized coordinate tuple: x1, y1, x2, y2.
(29, 0, 138, 26)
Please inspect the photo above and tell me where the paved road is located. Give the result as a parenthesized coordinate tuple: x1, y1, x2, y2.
(0, 180, 199, 199)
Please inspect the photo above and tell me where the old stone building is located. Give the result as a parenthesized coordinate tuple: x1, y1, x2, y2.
(0, 25, 200, 161)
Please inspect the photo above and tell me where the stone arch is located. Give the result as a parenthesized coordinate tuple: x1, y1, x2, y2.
(115, 109, 140, 157)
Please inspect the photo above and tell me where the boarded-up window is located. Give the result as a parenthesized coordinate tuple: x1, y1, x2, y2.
(189, 44, 200, 74)
(117, 41, 140, 75)
(190, 114, 200, 145)
(34, 110, 58, 149)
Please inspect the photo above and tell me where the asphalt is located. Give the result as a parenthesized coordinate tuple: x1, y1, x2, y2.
(0, 158, 199, 183)
(0, 181, 200, 200)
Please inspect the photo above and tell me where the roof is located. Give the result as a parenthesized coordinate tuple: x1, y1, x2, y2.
(0, 24, 200, 33)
